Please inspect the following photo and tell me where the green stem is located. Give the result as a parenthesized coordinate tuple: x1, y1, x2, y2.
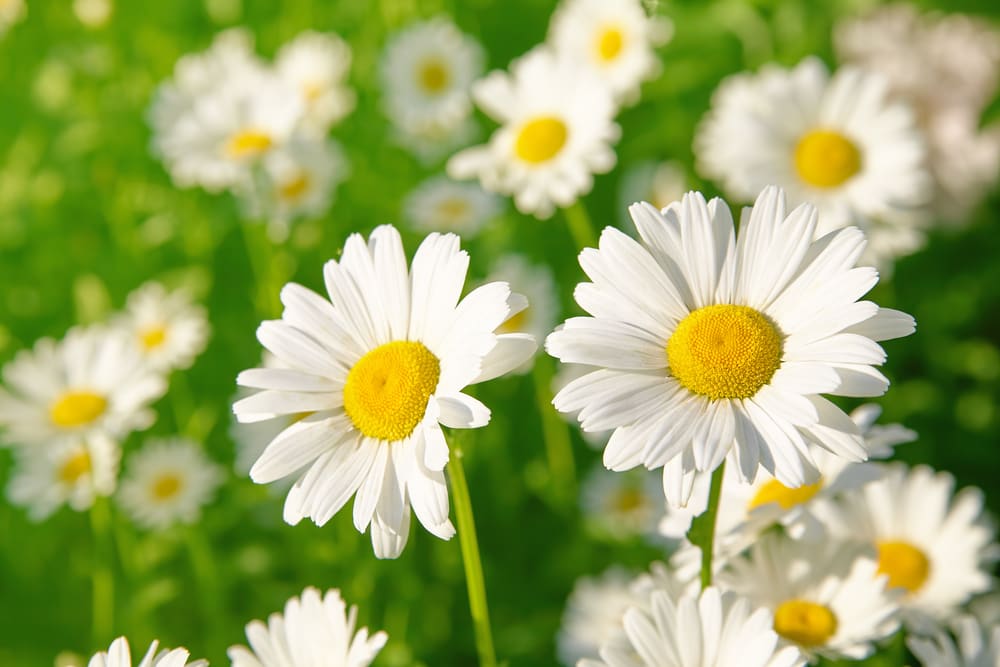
(699, 462, 726, 590)
(563, 201, 599, 252)
(184, 527, 225, 659)
(531, 358, 576, 507)
(89, 497, 114, 647)
(240, 221, 280, 319)
(447, 439, 498, 667)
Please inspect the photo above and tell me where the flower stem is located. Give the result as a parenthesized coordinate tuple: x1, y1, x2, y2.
(699, 462, 726, 590)
(89, 496, 114, 647)
(563, 201, 599, 252)
(240, 221, 281, 319)
(447, 439, 497, 667)
(531, 358, 576, 508)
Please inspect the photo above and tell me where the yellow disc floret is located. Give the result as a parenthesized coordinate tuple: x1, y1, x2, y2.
(225, 129, 273, 159)
(343, 341, 441, 441)
(595, 26, 624, 62)
(877, 540, 931, 593)
(139, 325, 167, 350)
(50, 390, 108, 428)
(667, 304, 783, 400)
(748, 479, 823, 511)
(152, 473, 183, 501)
(279, 172, 311, 201)
(58, 450, 92, 485)
(794, 129, 862, 188)
(417, 59, 450, 93)
(773, 599, 838, 647)
(514, 116, 568, 164)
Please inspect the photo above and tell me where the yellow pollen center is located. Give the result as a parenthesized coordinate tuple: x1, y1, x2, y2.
(343, 341, 441, 441)
(280, 172, 311, 201)
(151, 473, 183, 501)
(666, 304, 783, 401)
(596, 26, 625, 62)
(303, 81, 324, 102)
(612, 488, 646, 513)
(498, 307, 529, 334)
(50, 390, 108, 428)
(139, 325, 167, 350)
(794, 129, 862, 188)
(877, 541, 930, 593)
(57, 450, 92, 485)
(514, 116, 568, 164)
(774, 599, 838, 647)
(417, 60, 450, 93)
(748, 478, 823, 512)
(437, 197, 470, 223)
(225, 129, 273, 159)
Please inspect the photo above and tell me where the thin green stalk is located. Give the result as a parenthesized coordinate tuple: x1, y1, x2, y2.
(447, 439, 497, 667)
(89, 496, 114, 647)
(699, 462, 726, 590)
(531, 358, 576, 507)
(184, 526, 225, 659)
(563, 201, 599, 252)
(240, 221, 280, 319)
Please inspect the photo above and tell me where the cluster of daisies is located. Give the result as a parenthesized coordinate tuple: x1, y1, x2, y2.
(0, 282, 221, 529)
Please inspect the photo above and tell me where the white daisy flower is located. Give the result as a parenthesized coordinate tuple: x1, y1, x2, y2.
(6, 434, 119, 521)
(232, 225, 536, 558)
(552, 363, 611, 450)
(0, 0, 26, 39)
(275, 31, 355, 134)
(403, 175, 501, 238)
(694, 57, 932, 268)
(581, 585, 806, 667)
(617, 161, 687, 229)
(546, 187, 915, 506)
(117, 437, 223, 530)
(0, 326, 167, 448)
(118, 281, 210, 373)
(581, 465, 663, 541)
(87, 636, 206, 667)
(547, 0, 672, 105)
(484, 254, 558, 373)
(228, 586, 387, 667)
(720, 532, 900, 661)
(813, 463, 997, 632)
(448, 47, 620, 219)
(393, 115, 480, 165)
(909, 616, 1000, 667)
(380, 16, 484, 135)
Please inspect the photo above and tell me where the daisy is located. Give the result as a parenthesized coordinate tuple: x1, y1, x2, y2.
(380, 16, 484, 135)
(720, 532, 900, 661)
(118, 282, 210, 373)
(228, 586, 387, 667)
(6, 434, 119, 521)
(546, 187, 915, 506)
(617, 161, 687, 229)
(813, 463, 997, 632)
(447, 47, 620, 219)
(233, 225, 536, 558)
(403, 175, 502, 238)
(0, 326, 167, 447)
(580, 585, 806, 667)
(581, 465, 663, 541)
(484, 254, 558, 373)
(0, 0, 25, 39)
(275, 31, 355, 134)
(73, 0, 112, 28)
(87, 636, 206, 667)
(552, 363, 611, 450)
(694, 57, 931, 267)
(117, 437, 223, 530)
(547, 0, 672, 104)
(393, 115, 480, 165)
(909, 616, 1000, 667)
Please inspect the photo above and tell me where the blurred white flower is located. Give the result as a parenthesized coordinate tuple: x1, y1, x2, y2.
(484, 254, 558, 373)
(118, 282, 210, 373)
(909, 616, 1000, 667)
(276, 31, 355, 134)
(0, 0, 26, 39)
(73, 0, 112, 28)
(392, 115, 480, 165)
(403, 174, 501, 238)
(87, 636, 206, 667)
(617, 160, 687, 229)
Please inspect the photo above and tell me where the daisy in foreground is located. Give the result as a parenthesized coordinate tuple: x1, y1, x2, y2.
(546, 187, 915, 504)
(229, 586, 387, 667)
(233, 224, 536, 557)
(87, 636, 206, 667)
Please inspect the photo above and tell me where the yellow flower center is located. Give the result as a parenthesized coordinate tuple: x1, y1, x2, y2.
(417, 59, 450, 93)
(437, 197, 471, 224)
(498, 307, 529, 334)
(794, 129, 862, 189)
(666, 305, 783, 401)
(514, 116, 568, 164)
(747, 478, 823, 512)
(57, 450, 92, 485)
(343, 341, 441, 441)
(139, 325, 167, 350)
(877, 541, 931, 593)
(611, 487, 646, 513)
(595, 26, 625, 62)
(152, 473, 183, 501)
(225, 129, 273, 159)
(280, 172, 311, 201)
(303, 81, 324, 102)
(774, 599, 838, 647)
(50, 390, 108, 428)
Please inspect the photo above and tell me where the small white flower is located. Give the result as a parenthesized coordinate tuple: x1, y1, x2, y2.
(117, 437, 223, 530)
(617, 161, 687, 229)
(87, 636, 206, 667)
(118, 282, 210, 373)
(228, 586, 387, 667)
(909, 616, 1000, 667)
(448, 47, 620, 218)
(484, 254, 558, 373)
(392, 115, 481, 165)
(275, 31, 355, 134)
(403, 175, 501, 238)
(581, 465, 663, 541)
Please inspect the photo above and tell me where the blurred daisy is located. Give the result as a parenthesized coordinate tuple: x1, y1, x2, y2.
(275, 31, 355, 134)
(118, 437, 223, 530)
(547, 187, 915, 506)
(7, 434, 119, 521)
(0, 0, 25, 39)
(485, 254, 558, 373)
(617, 161, 687, 228)
(119, 282, 210, 373)
(694, 57, 931, 267)
(380, 16, 484, 135)
(0, 326, 166, 447)
(228, 586, 387, 667)
(909, 616, 1000, 667)
(448, 47, 620, 218)
(73, 0, 112, 28)
(580, 585, 806, 667)
(233, 225, 536, 558)
(548, 0, 672, 104)
(403, 175, 501, 238)
(87, 636, 206, 667)
(581, 465, 663, 541)
(720, 532, 900, 661)
(814, 463, 997, 632)
(392, 115, 480, 165)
